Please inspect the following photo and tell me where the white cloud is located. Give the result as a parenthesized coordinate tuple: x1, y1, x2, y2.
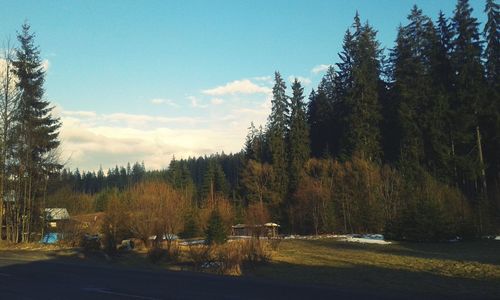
(311, 64, 331, 74)
(0, 57, 49, 73)
(203, 79, 271, 96)
(55, 91, 272, 172)
(42, 59, 50, 72)
(150, 98, 179, 107)
(61, 110, 97, 118)
(187, 95, 208, 108)
(288, 76, 312, 86)
(211, 98, 224, 105)
(253, 75, 273, 84)
(151, 98, 165, 104)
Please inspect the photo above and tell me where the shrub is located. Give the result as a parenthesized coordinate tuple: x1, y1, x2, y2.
(241, 238, 272, 265)
(187, 245, 211, 270)
(80, 234, 101, 252)
(214, 243, 243, 275)
(147, 247, 168, 263)
(205, 210, 228, 245)
(180, 211, 201, 239)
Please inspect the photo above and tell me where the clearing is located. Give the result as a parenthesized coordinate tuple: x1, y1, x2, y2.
(250, 238, 500, 299)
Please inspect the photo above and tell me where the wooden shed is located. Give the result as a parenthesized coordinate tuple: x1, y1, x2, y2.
(231, 223, 280, 237)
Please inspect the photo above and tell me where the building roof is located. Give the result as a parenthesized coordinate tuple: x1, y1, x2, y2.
(44, 208, 70, 221)
(232, 223, 280, 228)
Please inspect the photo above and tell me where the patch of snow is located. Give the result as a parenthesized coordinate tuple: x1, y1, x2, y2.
(179, 239, 205, 246)
(495, 236, 500, 241)
(340, 234, 392, 245)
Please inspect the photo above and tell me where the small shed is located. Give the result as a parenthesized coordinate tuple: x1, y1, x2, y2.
(231, 223, 280, 237)
(44, 208, 70, 228)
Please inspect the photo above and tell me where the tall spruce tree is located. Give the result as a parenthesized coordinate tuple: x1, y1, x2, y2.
(484, 0, 500, 87)
(339, 15, 382, 162)
(451, 0, 487, 193)
(451, 0, 489, 231)
(287, 79, 310, 193)
(266, 72, 289, 203)
(307, 87, 333, 157)
(12, 22, 61, 242)
(391, 6, 451, 180)
(483, 0, 500, 226)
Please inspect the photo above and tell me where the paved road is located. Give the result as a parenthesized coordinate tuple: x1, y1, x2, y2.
(0, 251, 382, 300)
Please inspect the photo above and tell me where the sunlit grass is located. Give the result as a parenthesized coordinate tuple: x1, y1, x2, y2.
(250, 238, 500, 298)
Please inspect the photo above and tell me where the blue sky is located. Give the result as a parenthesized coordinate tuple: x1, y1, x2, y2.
(0, 0, 487, 171)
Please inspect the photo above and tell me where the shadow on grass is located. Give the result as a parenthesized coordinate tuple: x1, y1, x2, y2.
(1, 247, 499, 299)
(247, 259, 500, 300)
(0, 250, 370, 300)
(308, 238, 500, 266)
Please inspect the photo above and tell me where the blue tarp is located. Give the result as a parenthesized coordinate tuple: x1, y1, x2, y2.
(41, 232, 59, 244)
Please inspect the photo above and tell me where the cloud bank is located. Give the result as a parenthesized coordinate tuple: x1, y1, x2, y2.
(203, 79, 271, 96)
(56, 95, 270, 171)
(311, 64, 331, 74)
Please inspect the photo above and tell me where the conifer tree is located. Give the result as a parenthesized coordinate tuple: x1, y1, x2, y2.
(287, 79, 310, 192)
(266, 72, 289, 202)
(307, 87, 333, 157)
(205, 210, 227, 245)
(450, 0, 489, 231)
(391, 6, 451, 178)
(12, 22, 61, 241)
(339, 15, 382, 162)
(482, 0, 500, 225)
(451, 0, 487, 193)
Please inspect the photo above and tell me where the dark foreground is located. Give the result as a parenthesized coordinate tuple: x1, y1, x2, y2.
(0, 251, 382, 300)
(0, 247, 497, 300)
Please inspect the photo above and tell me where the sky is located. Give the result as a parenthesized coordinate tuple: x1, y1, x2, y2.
(0, 0, 487, 172)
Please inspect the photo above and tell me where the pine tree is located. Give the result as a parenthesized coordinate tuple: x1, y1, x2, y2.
(266, 72, 289, 202)
(482, 0, 500, 227)
(391, 6, 451, 179)
(205, 210, 228, 245)
(484, 0, 499, 87)
(287, 79, 310, 192)
(451, 0, 487, 192)
(307, 87, 333, 157)
(12, 22, 61, 242)
(451, 0, 489, 232)
(202, 159, 228, 200)
(339, 15, 382, 162)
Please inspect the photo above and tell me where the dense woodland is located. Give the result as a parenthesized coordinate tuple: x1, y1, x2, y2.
(1, 0, 499, 243)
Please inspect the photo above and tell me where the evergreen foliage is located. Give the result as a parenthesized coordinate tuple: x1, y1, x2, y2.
(205, 210, 228, 245)
(287, 79, 310, 193)
(5, 1, 499, 244)
(267, 72, 289, 202)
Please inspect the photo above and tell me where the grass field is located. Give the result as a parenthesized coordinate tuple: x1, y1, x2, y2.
(248, 238, 500, 299)
(3, 237, 498, 298)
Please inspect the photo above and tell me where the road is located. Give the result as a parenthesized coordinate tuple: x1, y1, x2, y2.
(0, 250, 382, 300)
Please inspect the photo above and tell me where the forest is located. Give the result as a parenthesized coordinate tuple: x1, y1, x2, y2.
(1, 0, 499, 243)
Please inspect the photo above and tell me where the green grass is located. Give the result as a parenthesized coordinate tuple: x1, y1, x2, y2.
(248, 238, 500, 298)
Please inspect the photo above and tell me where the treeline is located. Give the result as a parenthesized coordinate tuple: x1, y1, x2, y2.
(240, 0, 499, 239)
(47, 0, 499, 242)
(0, 23, 61, 242)
(54, 152, 243, 201)
(55, 162, 147, 194)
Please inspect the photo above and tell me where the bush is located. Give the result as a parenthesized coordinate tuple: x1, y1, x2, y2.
(214, 243, 243, 275)
(180, 212, 201, 239)
(241, 238, 272, 265)
(187, 239, 275, 275)
(205, 210, 228, 245)
(384, 171, 472, 242)
(80, 234, 101, 252)
(187, 245, 211, 270)
(165, 242, 181, 262)
(147, 247, 168, 263)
